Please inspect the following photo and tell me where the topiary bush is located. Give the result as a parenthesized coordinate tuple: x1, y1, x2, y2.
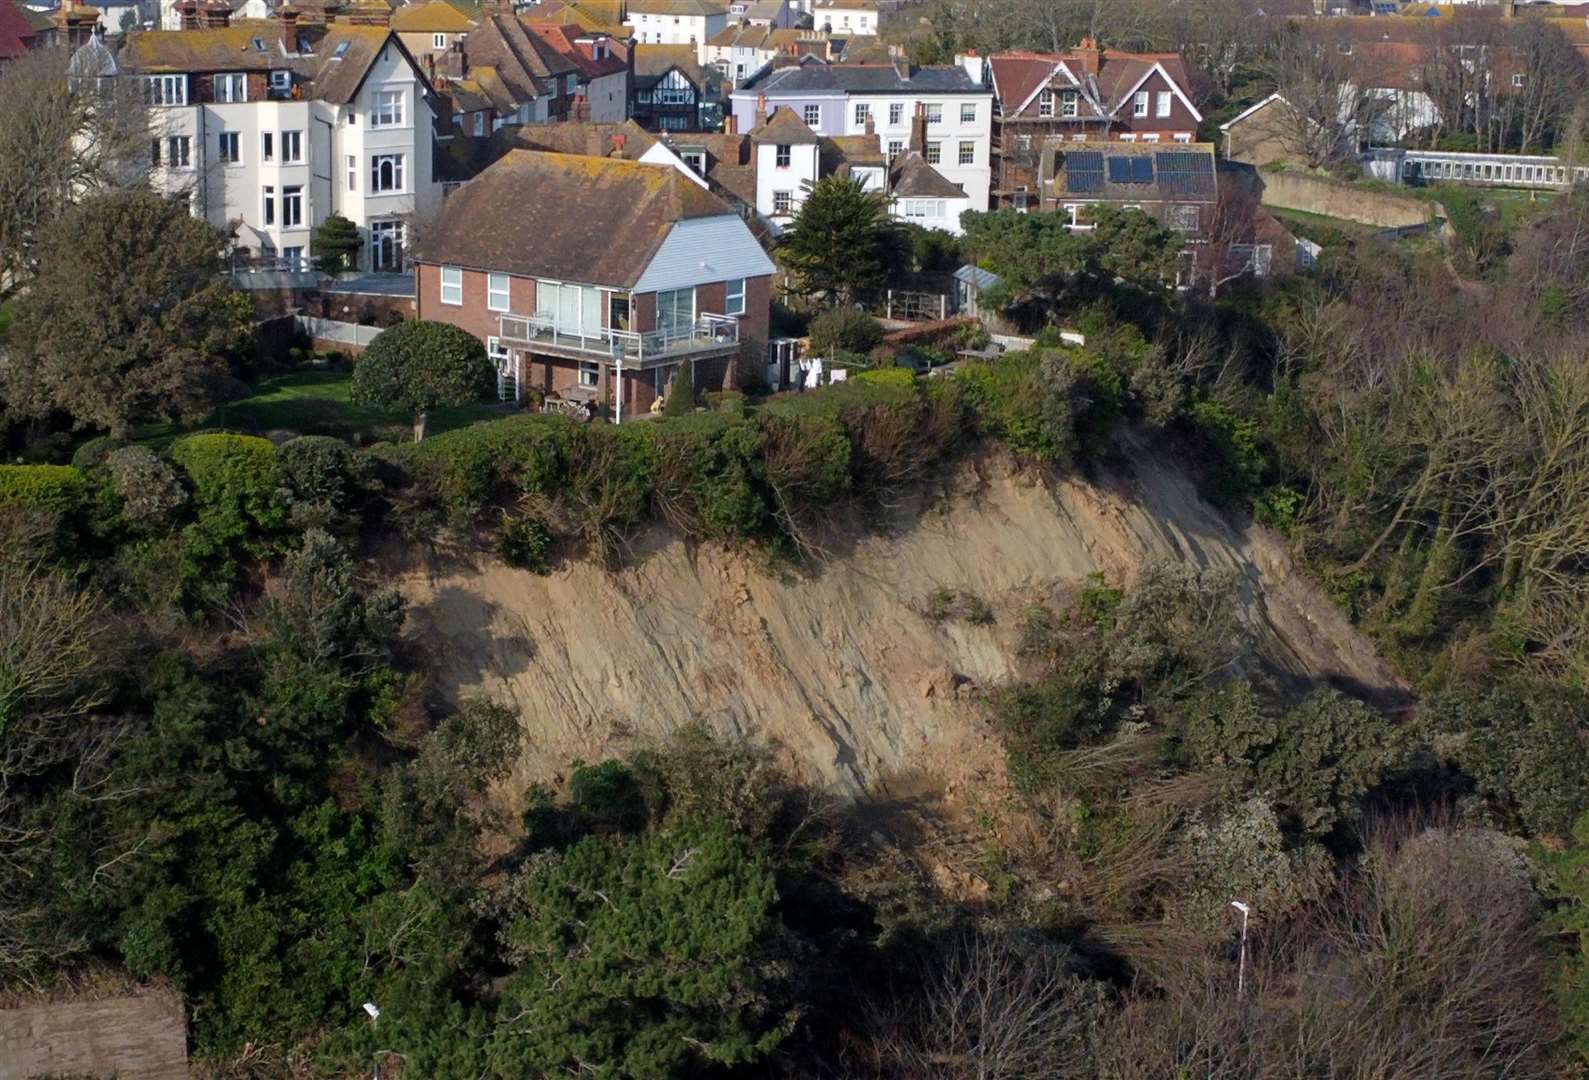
(808, 308, 885, 358)
(70, 435, 125, 472)
(278, 435, 369, 511)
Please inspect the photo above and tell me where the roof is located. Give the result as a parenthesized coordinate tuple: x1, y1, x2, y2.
(1050, 140, 1218, 203)
(824, 133, 882, 166)
(989, 47, 1198, 122)
(455, 13, 581, 103)
(1220, 92, 1286, 131)
(633, 40, 708, 86)
(413, 149, 736, 288)
(0, 0, 39, 59)
(660, 130, 757, 205)
(626, 0, 727, 14)
(889, 150, 964, 198)
(744, 0, 784, 18)
(748, 105, 820, 144)
(515, 117, 658, 157)
(953, 264, 1000, 290)
(116, 21, 409, 104)
(391, 0, 476, 32)
(814, 0, 877, 8)
(742, 61, 989, 95)
(529, 0, 628, 36)
(523, 21, 627, 78)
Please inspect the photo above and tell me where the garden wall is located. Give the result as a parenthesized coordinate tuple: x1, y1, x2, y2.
(1257, 170, 1431, 229)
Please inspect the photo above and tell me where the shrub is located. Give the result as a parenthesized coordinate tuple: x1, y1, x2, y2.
(809, 308, 885, 358)
(104, 446, 187, 528)
(496, 514, 554, 574)
(663, 359, 697, 417)
(855, 367, 917, 390)
(1187, 398, 1266, 510)
(169, 434, 289, 602)
(0, 465, 89, 515)
(277, 436, 368, 511)
(924, 587, 993, 625)
(70, 435, 124, 472)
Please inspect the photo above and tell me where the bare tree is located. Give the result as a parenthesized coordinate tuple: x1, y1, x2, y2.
(1252, 25, 1388, 168)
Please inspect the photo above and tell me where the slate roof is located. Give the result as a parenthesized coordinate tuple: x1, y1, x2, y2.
(116, 21, 410, 104)
(742, 61, 989, 95)
(413, 149, 735, 288)
(626, 0, 726, 14)
(391, 0, 475, 32)
(889, 150, 964, 198)
(748, 104, 820, 144)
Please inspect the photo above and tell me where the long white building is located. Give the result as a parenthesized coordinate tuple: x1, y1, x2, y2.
(104, 7, 439, 272)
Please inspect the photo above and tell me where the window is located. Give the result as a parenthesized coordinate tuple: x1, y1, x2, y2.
(804, 103, 820, 126)
(775, 143, 791, 167)
(1133, 91, 1148, 117)
(889, 101, 904, 125)
(957, 140, 975, 165)
(853, 102, 869, 127)
(440, 266, 463, 305)
(960, 102, 975, 123)
(1063, 91, 1078, 117)
(371, 219, 404, 271)
(1038, 89, 1054, 117)
(165, 135, 190, 168)
(473, 112, 485, 136)
(925, 103, 942, 125)
(681, 149, 705, 174)
(1141, 132, 1160, 143)
(270, 70, 292, 94)
(218, 131, 240, 164)
(773, 190, 793, 214)
(281, 130, 302, 163)
(432, 33, 446, 48)
(1512, 73, 1525, 88)
(724, 277, 745, 316)
(578, 361, 600, 388)
(346, 155, 356, 190)
(1173, 132, 1192, 144)
(1156, 90, 1171, 118)
(370, 89, 405, 127)
(925, 141, 941, 164)
(371, 153, 405, 193)
(487, 336, 510, 369)
(887, 139, 904, 158)
(149, 139, 159, 167)
(282, 185, 302, 228)
(261, 131, 274, 162)
(261, 184, 275, 225)
(1071, 133, 1086, 141)
(215, 73, 246, 102)
(656, 288, 694, 335)
(1119, 132, 1137, 142)
(488, 272, 510, 312)
(901, 198, 944, 219)
(282, 246, 303, 268)
(144, 74, 186, 105)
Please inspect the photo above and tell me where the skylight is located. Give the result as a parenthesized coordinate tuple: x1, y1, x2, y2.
(252, 37, 266, 52)
(332, 40, 350, 60)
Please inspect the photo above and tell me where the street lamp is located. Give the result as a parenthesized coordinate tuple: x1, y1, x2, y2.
(1230, 900, 1251, 998)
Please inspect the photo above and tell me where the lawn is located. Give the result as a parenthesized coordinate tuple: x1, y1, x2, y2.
(135, 369, 509, 448)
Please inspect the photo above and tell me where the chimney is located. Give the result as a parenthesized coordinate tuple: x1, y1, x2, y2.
(725, 112, 738, 134)
(200, 0, 230, 28)
(1076, 36, 1100, 70)
(909, 100, 925, 154)
(177, 0, 199, 29)
(320, 0, 340, 23)
(278, 3, 298, 52)
(892, 55, 910, 81)
(611, 132, 627, 155)
(863, 109, 873, 135)
(754, 91, 767, 127)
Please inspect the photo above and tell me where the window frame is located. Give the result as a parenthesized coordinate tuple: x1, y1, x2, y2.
(432, 32, 446, 48)
(853, 101, 869, 127)
(261, 184, 276, 226)
(803, 103, 820, 126)
(369, 89, 406, 128)
(1062, 90, 1078, 117)
(144, 74, 186, 106)
(269, 70, 292, 94)
(925, 102, 943, 125)
(1133, 91, 1148, 117)
(958, 140, 974, 165)
(346, 154, 357, 190)
(925, 141, 941, 164)
(215, 72, 246, 103)
(370, 152, 406, 194)
(960, 102, 975, 123)
(281, 184, 303, 228)
(439, 266, 464, 306)
(724, 277, 746, 316)
(1038, 89, 1054, 118)
(1155, 90, 1172, 118)
(487, 272, 511, 313)
(772, 190, 793, 214)
(775, 143, 791, 168)
(280, 130, 303, 164)
(218, 131, 240, 165)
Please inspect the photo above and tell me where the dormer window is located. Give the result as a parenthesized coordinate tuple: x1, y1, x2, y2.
(1062, 90, 1077, 117)
(298, 35, 313, 54)
(681, 150, 705, 173)
(270, 70, 292, 94)
(1038, 88, 1054, 117)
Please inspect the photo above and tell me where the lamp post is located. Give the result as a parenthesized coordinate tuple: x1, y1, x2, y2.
(1230, 900, 1251, 998)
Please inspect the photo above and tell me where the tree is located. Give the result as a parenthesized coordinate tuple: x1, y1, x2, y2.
(487, 820, 799, 1078)
(313, 214, 363, 275)
(662, 359, 696, 417)
(3, 190, 254, 437)
(1252, 24, 1388, 168)
(0, 46, 149, 298)
(349, 320, 493, 441)
(778, 175, 899, 305)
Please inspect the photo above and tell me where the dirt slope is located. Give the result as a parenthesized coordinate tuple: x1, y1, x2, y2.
(399, 448, 1404, 796)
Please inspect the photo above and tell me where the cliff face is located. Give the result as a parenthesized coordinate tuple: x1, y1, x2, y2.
(399, 447, 1404, 796)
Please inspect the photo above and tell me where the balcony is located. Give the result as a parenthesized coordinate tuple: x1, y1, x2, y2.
(497, 312, 740, 365)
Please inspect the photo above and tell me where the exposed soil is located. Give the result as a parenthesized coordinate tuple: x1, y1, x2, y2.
(398, 445, 1406, 805)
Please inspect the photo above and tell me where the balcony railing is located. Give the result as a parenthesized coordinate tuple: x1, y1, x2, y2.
(497, 311, 740, 364)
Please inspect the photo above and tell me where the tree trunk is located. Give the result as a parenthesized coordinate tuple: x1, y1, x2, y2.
(413, 410, 428, 442)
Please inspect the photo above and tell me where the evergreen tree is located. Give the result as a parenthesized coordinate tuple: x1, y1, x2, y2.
(779, 176, 900, 305)
(350, 319, 494, 441)
(313, 214, 363, 275)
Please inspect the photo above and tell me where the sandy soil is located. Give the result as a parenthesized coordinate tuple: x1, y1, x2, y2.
(397, 446, 1406, 801)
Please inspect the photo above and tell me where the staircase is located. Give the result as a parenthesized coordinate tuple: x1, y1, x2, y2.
(496, 354, 518, 402)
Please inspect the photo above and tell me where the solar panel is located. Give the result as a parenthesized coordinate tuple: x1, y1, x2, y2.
(1065, 150, 1104, 194)
(1131, 156, 1154, 183)
(1153, 151, 1216, 196)
(1106, 155, 1132, 183)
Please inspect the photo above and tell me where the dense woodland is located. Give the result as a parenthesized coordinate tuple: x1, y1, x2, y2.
(4, 14, 1589, 1080)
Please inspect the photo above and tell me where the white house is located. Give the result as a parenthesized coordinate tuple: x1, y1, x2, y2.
(811, 0, 875, 35)
(624, 0, 728, 46)
(112, 12, 439, 271)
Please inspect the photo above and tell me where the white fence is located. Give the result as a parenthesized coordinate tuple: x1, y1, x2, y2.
(296, 316, 384, 349)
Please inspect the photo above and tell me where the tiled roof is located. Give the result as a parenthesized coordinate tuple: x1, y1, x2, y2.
(522, 21, 628, 79)
(748, 105, 820, 144)
(391, 0, 476, 32)
(626, 0, 727, 14)
(744, 61, 989, 94)
(530, 0, 628, 36)
(514, 118, 658, 157)
(633, 41, 708, 86)
(989, 47, 1194, 118)
(814, 0, 877, 9)
(0, 0, 39, 59)
(889, 150, 963, 198)
(413, 149, 734, 288)
(458, 13, 580, 103)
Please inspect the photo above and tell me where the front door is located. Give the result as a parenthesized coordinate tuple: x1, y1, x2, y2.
(370, 219, 404, 272)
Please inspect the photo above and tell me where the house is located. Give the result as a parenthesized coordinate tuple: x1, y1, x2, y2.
(434, 12, 585, 134)
(413, 149, 774, 418)
(1219, 93, 1301, 167)
(112, 8, 439, 271)
(0, 0, 48, 57)
(811, 0, 874, 35)
(521, 0, 629, 38)
(739, 0, 790, 27)
(988, 42, 1202, 210)
(729, 55, 995, 210)
(624, 0, 727, 46)
(525, 21, 631, 121)
(700, 22, 805, 84)
(1040, 140, 1218, 239)
(390, 0, 475, 62)
(632, 42, 708, 129)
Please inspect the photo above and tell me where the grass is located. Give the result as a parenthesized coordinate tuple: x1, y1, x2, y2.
(133, 369, 508, 448)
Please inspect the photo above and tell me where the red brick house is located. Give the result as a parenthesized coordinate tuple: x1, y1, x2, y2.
(413, 149, 774, 419)
(989, 42, 1203, 209)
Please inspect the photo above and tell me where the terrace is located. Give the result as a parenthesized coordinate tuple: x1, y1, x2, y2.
(497, 311, 741, 365)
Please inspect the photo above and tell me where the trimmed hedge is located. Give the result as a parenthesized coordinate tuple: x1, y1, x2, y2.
(0, 464, 90, 513)
(169, 434, 289, 602)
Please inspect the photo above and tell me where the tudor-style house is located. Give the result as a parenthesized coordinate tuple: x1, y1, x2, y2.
(988, 42, 1202, 210)
(632, 43, 708, 130)
(729, 55, 995, 210)
(414, 150, 774, 419)
(114, 6, 439, 271)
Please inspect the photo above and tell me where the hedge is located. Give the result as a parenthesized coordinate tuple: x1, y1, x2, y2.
(0, 464, 90, 514)
(169, 435, 289, 600)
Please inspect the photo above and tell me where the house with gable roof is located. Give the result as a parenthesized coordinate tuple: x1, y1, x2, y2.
(390, 0, 475, 62)
(111, 4, 439, 270)
(523, 20, 630, 121)
(413, 149, 773, 417)
(988, 41, 1202, 210)
(431, 9, 583, 134)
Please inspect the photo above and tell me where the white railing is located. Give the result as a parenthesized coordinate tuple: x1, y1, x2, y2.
(1365, 148, 1589, 190)
(497, 311, 739, 363)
